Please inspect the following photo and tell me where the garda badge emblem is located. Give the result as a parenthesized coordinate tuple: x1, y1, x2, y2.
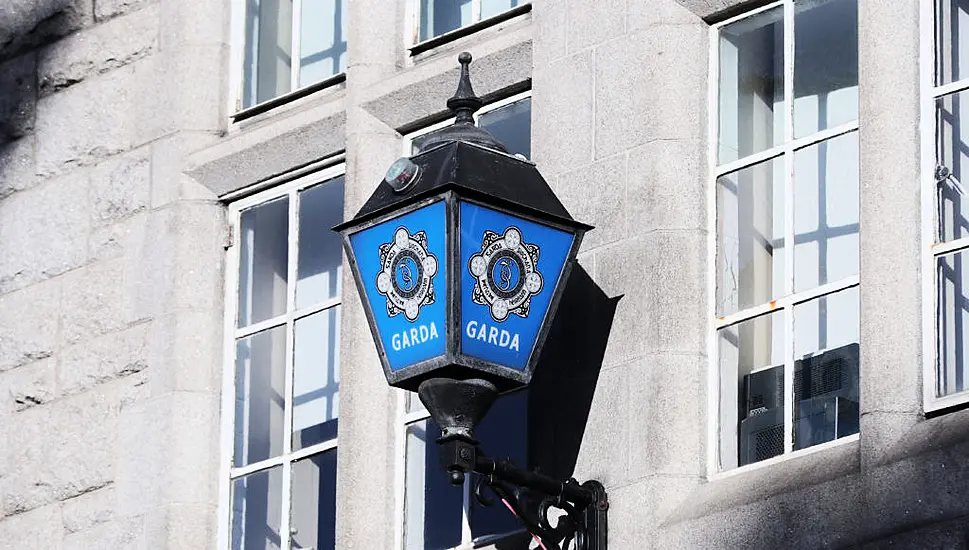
(469, 226, 543, 321)
(376, 227, 438, 321)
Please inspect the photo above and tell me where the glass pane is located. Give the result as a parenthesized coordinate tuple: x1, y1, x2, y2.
(793, 0, 859, 138)
(938, 250, 969, 397)
(718, 311, 784, 470)
(937, 89, 969, 242)
(481, 0, 522, 19)
(478, 98, 532, 158)
(291, 450, 338, 550)
(937, 0, 969, 85)
(792, 288, 859, 450)
(296, 176, 345, 308)
(470, 390, 527, 539)
(298, 0, 348, 86)
(293, 307, 340, 451)
(718, 7, 784, 164)
(231, 466, 283, 550)
(419, 0, 473, 41)
(243, 0, 293, 108)
(716, 157, 785, 316)
(235, 326, 287, 467)
(404, 420, 463, 550)
(405, 392, 426, 414)
(239, 196, 289, 328)
(793, 132, 859, 292)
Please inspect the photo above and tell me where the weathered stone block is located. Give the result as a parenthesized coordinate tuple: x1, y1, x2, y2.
(94, 0, 155, 21)
(59, 258, 147, 345)
(0, 278, 60, 372)
(572, 366, 630, 486)
(147, 503, 217, 549)
(566, 0, 624, 52)
(88, 209, 149, 262)
(628, 0, 699, 30)
(0, 0, 93, 63)
(61, 485, 115, 533)
(531, 49, 594, 177)
(165, 392, 219, 505)
(553, 154, 625, 250)
(62, 515, 145, 549)
(148, 311, 222, 395)
(0, 53, 36, 141)
(0, 503, 62, 550)
(58, 322, 150, 398)
(89, 146, 150, 226)
(531, 0, 566, 66)
(0, 358, 56, 413)
(594, 238, 650, 367)
(594, 25, 707, 158)
(641, 231, 707, 355)
(0, 172, 88, 293)
(38, 3, 158, 95)
(0, 135, 36, 199)
(626, 139, 705, 235)
(149, 132, 219, 209)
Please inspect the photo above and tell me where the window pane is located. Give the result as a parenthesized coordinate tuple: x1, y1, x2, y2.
(937, 89, 969, 242)
(719, 311, 784, 470)
(405, 392, 426, 414)
(718, 7, 784, 164)
(296, 176, 345, 308)
(793, 0, 859, 138)
(478, 98, 532, 158)
(469, 390, 527, 539)
(481, 0, 523, 19)
(231, 466, 283, 550)
(793, 132, 859, 292)
(792, 289, 859, 450)
(716, 157, 785, 316)
(937, 0, 969, 85)
(243, 0, 293, 108)
(404, 420, 463, 550)
(235, 326, 287, 467)
(420, 0, 473, 41)
(239, 197, 289, 328)
(299, 0, 347, 86)
(938, 250, 969, 397)
(293, 307, 340, 451)
(291, 450, 337, 550)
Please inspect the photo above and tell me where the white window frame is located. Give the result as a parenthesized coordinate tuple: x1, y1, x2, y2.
(405, 0, 531, 48)
(217, 162, 347, 550)
(393, 91, 532, 550)
(706, 0, 861, 478)
(920, 0, 969, 413)
(228, 0, 348, 118)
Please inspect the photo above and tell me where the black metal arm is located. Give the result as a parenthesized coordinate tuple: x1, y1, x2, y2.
(439, 438, 608, 550)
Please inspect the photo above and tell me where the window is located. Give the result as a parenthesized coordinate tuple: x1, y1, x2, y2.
(711, 0, 860, 472)
(398, 93, 532, 549)
(221, 166, 345, 550)
(412, 0, 530, 44)
(239, 0, 347, 110)
(925, 0, 969, 410)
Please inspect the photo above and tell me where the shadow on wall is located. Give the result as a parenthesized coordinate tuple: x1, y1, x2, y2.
(527, 265, 620, 482)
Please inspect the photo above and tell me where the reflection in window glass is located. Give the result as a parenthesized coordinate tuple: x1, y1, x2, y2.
(291, 451, 337, 550)
(297, 176, 345, 307)
(419, 0, 473, 41)
(239, 197, 289, 327)
(481, 0, 521, 19)
(793, 0, 859, 138)
(938, 251, 969, 397)
(937, 89, 969, 243)
(235, 326, 288, 467)
(299, 0, 348, 87)
(936, 0, 969, 85)
(793, 132, 859, 292)
(792, 288, 859, 450)
(718, 312, 785, 470)
(293, 308, 341, 450)
(404, 420, 463, 550)
(244, 0, 293, 108)
(232, 466, 284, 550)
(716, 158, 785, 316)
(478, 98, 532, 158)
(718, 7, 784, 164)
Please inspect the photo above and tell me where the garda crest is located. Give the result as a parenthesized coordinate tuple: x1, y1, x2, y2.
(376, 227, 438, 321)
(468, 226, 543, 321)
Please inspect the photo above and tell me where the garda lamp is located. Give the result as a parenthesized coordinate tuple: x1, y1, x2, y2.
(334, 53, 607, 550)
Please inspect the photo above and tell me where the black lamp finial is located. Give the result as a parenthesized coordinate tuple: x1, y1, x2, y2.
(448, 52, 482, 125)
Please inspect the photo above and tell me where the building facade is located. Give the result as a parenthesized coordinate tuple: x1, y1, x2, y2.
(0, 0, 967, 548)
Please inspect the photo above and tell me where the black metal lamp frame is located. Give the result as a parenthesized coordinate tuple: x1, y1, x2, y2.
(440, 436, 609, 550)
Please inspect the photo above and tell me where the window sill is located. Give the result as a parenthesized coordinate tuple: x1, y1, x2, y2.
(409, 3, 532, 57)
(924, 390, 969, 416)
(231, 72, 347, 124)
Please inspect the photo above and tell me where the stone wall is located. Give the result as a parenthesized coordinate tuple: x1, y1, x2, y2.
(0, 0, 226, 547)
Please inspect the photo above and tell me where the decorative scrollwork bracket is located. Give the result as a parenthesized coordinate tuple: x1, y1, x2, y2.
(440, 438, 608, 550)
